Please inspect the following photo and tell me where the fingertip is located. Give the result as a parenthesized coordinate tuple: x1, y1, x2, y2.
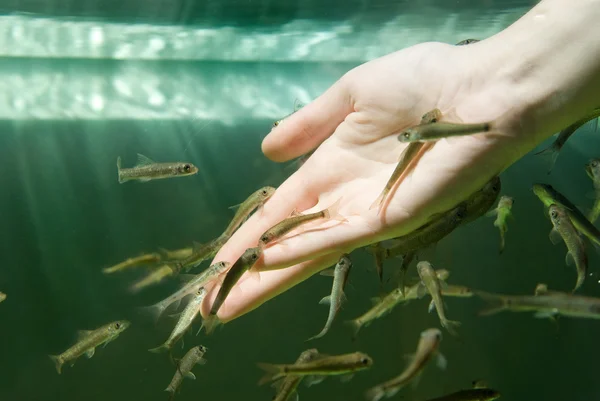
(261, 78, 353, 162)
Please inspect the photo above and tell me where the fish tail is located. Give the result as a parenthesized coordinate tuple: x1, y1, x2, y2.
(201, 315, 220, 335)
(136, 304, 165, 325)
(533, 144, 559, 174)
(499, 229, 506, 255)
(101, 266, 118, 274)
(116, 157, 125, 183)
(442, 319, 461, 336)
(256, 363, 285, 385)
(364, 385, 385, 401)
(158, 247, 172, 259)
(148, 343, 170, 354)
(306, 327, 328, 342)
(48, 354, 63, 374)
(323, 197, 347, 222)
(474, 291, 508, 316)
(368, 190, 386, 214)
(346, 319, 362, 340)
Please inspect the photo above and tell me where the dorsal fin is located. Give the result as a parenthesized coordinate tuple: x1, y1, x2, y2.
(135, 153, 156, 167)
(77, 330, 93, 340)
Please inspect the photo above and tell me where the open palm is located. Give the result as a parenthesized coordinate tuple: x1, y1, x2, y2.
(200, 41, 544, 322)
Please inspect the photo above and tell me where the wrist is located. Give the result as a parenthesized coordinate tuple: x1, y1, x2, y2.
(476, 0, 600, 146)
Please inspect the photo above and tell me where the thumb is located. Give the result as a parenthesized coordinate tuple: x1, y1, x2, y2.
(262, 76, 353, 162)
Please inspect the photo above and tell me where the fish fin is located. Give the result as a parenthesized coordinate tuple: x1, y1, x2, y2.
(364, 386, 386, 401)
(339, 374, 354, 383)
(411, 371, 423, 389)
(304, 375, 326, 388)
(135, 153, 156, 167)
(428, 300, 436, 313)
(341, 291, 348, 303)
(185, 372, 196, 380)
(84, 348, 95, 359)
(228, 202, 242, 211)
(256, 363, 285, 385)
(201, 315, 220, 335)
(370, 296, 382, 305)
(368, 190, 386, 214)
(289, 208, 302, 217)
(197, 357, 207, 365)
(548, 229, 562, 245)
(319, 268, 335, 277)
(291, 392, 299, 401)
(48, 355, 63, 375)
(565, 252, 575, 267)
(293, 99, 305, 112)
(534, 283, 549, 295)
(533, 143, 559, 175)
(322, 197, 347, 222)
(148, 343, 169, 354)
(192, 241, 205, 252)
(416, 283, 428, 299)
(474, 291, 508, 316)
(435, 352, 447, 370)
(485, 209, 498, 218)
(116, 157, 125, 183)
(318, 295, 331, 305)
(76, 330, 93, 340)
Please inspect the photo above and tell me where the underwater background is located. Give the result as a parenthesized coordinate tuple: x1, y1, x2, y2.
(1, 1, 600, 400)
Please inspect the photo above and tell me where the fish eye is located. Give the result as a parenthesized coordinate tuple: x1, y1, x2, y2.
(551, 211, 558, 218)
(251, 253, 259, 260)
(114, 323, 121, 329)
(403, 132, 410, 139)
(360, 358, 370, 365)
(593, 160, 599, 167)
(183, 164, 191, 172)
(261, 189, 268, 196)
(260, 235, 269, 243)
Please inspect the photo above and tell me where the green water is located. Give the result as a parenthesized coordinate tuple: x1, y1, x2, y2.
(3, 1, 600, 401)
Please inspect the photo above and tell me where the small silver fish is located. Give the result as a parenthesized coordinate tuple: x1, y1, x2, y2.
(0, 292, 5, 303)
(548, 204, 587, 292)
(149, 287, 206, 354)
(533, 183, 600, 248)
(179, 235, 229, 272)
(585, 158, 600, 223)
(475, 284, 600, 320)
(223, 186, 276, 237)
(426, 388, 500, 401)
(258, 352, 373, 385)
(272, 348, 321, 401)
(417, 262, 461, 336)
(397, 121, 492, 143)
(486, 195, 514, 254)
(364, 328, 445, 401)
(273, 100, 305, 128)
(116, 153, 198, 183)
(138, 262, 230, 324)
(165, 345, 207, 399)
(455, 38, 480, 46)
(49, 320, 130, 374)
(102, 252, 162, 274)
(307, 255, 352, 341)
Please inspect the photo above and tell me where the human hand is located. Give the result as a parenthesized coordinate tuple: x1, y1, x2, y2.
(200, 40, 548, 323)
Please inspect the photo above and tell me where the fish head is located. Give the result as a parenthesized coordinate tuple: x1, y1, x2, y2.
(416, 261, 433, 275)
(336, 254, 352, 272)
(214, 261, 231, 273)
(451, 203, 468, 222)
(397, 127, 420, 143)
(585, 158, 600, 180)
(531, 183, 553, 205)
(242, 247, 263, 264)
(193, 345, 208, 357)
(108, 320, 131, 335)
(258, 187, 277, 202)
(548, 204, 566, 225)
(353, 352, 374, 368)
(176, 163, 199, 176)
(480, 388, 501, 400)
(258, 232, 275, 247)
(421, 327, 443, 343)
(498, 195, 514, 208)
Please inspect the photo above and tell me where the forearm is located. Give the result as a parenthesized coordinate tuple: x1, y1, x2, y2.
(481, 0, 600, 145)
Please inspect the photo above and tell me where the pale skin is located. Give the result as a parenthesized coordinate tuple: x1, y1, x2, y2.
(201, 0, 600, 322)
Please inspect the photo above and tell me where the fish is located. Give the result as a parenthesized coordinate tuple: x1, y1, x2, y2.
(223, 186, 276, 237)
(159, 247, 194, 260)
(258, 198, 346, 247)
(202, 247, 263, 334)
(257, 351, 373, 385)
(307, 255, 352, 341)
(534, 107, 600, 174)
(116, 153, 198, 183)
(272, 349, 321, 401)
(397, 121, 493, 143)
(273, 100, 305, 128)
(485, 195, 514, 254)
(364, 328, 445, 401)
(417, 261, 461, 336)
(348, 270, 458, 338)
(138, 261, 230, 324)
(548, 204, 588, 292)
(102, 252, 162, 274)
(585, 158, 600, 223)
(425, 388, 501, 401)
(149, 287, 207, 354)
(532, 183, 600, 248)
(165, 345, 207, 399)
(370, 109, 442, 214)
(179, 235, 229, 272)
(460, 176, 502, 225)
(130, 263, 181, 293)
(475, 283, 600, 320)
(455, 38, 480, 46)
(48, 320, 130, 374)
(0, 292, 5, 302)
